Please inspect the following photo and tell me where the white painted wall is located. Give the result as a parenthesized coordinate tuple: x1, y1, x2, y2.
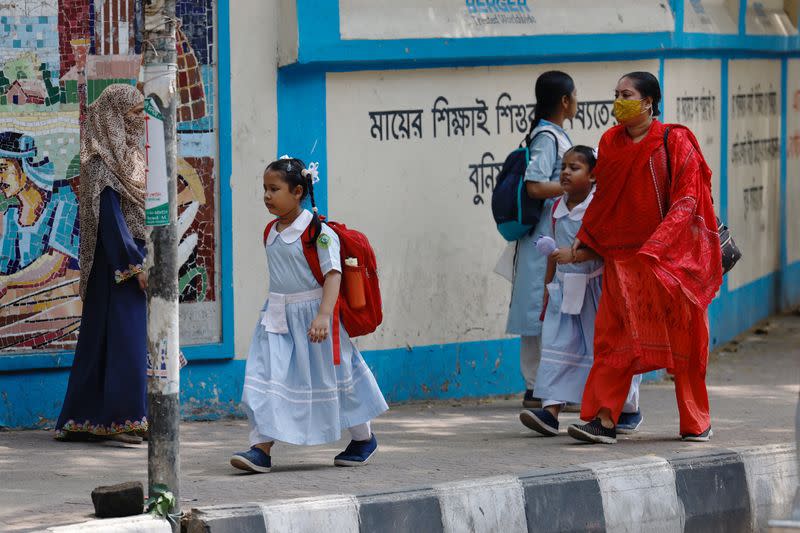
(339, 0, 674, 40)
(326, 61, 657, 351)
(225, 16, 790, 359)
(745, 0, 798, 35)
(727, 59, 782, 291)
(229, 0, 278, 358)
(683, 0, 739, 33)
(663, 59, 723, 206)
(788, 59, 800, 265)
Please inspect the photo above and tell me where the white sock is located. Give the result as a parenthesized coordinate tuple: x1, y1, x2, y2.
(349, 422, 371, 441)
(248, 426, 275, 448)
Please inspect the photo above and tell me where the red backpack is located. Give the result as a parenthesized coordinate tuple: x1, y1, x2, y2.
(263, 217, 383, 363)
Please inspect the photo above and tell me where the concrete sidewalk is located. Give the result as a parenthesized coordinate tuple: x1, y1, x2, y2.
(1, 313, 798, 532)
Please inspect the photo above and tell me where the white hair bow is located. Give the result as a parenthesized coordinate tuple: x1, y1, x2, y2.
(303, 162, 320, 184)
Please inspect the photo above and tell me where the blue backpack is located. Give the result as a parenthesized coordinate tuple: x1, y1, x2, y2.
(491, 128, 559, 241)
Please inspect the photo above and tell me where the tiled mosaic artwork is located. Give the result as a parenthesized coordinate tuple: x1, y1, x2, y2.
(0, 0, 219, 353)
(178, 156, 216, 303)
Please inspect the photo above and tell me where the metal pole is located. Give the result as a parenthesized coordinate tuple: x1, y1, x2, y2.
(792, 392, 800, 520)
(142, 1, 180, 529)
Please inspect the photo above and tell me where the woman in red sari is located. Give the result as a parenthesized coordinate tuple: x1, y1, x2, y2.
(567, 72, 723, 444)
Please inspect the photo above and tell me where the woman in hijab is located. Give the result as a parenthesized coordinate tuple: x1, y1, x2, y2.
(55, 84, 149, 444)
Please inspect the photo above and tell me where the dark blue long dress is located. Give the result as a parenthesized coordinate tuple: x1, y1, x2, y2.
(56, 187, 147, 437)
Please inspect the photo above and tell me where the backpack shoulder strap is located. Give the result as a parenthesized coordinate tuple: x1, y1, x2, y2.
(263, 219, 279, 246)
(301, 221, 342, 366)
(300, 224, 325, 286)
(551, 197, 561, 234)
(663, 126, 672, 183)
(530, 129, 559, 161)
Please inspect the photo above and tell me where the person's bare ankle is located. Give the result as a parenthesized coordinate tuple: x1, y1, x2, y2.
(545, 405, 562, 418)
(254, 442, 273, 454)
(597, 409, 615, 429)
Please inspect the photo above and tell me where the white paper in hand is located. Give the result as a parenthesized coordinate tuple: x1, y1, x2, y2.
(493, 243, 516, 283)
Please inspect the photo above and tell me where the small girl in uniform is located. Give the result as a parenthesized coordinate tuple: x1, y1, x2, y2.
(230, 157, 388, 473)
(519, 146, 642, 437)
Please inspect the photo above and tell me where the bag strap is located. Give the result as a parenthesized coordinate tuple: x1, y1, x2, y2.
(663, 126, 672, 184)
(523, 119, 538, 148)
(301, 224, 325, 286)
(551, 197, 561, 235)
(526, 129, 559, 162)
(263, 219, 278, 246)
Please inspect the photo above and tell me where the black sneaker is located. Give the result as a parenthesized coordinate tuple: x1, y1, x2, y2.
(522, 390, 542, 408)
(681, 427, 713, 442)
(568, 419, 617, 444)
(519, 408, 559, 436)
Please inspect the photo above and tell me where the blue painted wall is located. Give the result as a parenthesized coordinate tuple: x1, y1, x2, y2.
(2, 0, 799, 428)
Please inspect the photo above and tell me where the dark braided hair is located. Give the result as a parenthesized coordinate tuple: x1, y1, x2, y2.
(265, 157, 323, 245)
(564, 145, 597, 171)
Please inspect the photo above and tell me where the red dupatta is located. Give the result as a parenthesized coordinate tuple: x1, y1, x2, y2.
(578, 120, 722, 310)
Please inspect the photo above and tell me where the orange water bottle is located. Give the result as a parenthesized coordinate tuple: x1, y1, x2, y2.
(343, 257, 367, 309)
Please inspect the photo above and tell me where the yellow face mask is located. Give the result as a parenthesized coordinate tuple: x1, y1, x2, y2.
(613, 98, 649, 123)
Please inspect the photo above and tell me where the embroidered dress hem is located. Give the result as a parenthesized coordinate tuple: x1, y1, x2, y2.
(57, 416, 148, 437)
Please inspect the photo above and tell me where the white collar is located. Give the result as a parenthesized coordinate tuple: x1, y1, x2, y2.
(265, 209, 313, 245)
(553, 186, 595, 222)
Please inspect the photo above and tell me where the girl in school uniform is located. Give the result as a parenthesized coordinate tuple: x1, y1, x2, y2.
(507, 71, 576, 409)
(230, 157, 388, 473)
(519, 146, 642, 437)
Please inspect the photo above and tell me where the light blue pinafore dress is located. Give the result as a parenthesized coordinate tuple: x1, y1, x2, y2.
(533, 191, 604, 404)
(242, 210, 388, 446)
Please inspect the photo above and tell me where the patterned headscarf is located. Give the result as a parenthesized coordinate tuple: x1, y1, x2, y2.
(78, 84, 148, 299)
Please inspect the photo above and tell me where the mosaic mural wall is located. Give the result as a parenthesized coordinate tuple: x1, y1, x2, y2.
(0, 0, 220, 353)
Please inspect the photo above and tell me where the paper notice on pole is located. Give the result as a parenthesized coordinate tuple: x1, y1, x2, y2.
(145, 97, 169, 226)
